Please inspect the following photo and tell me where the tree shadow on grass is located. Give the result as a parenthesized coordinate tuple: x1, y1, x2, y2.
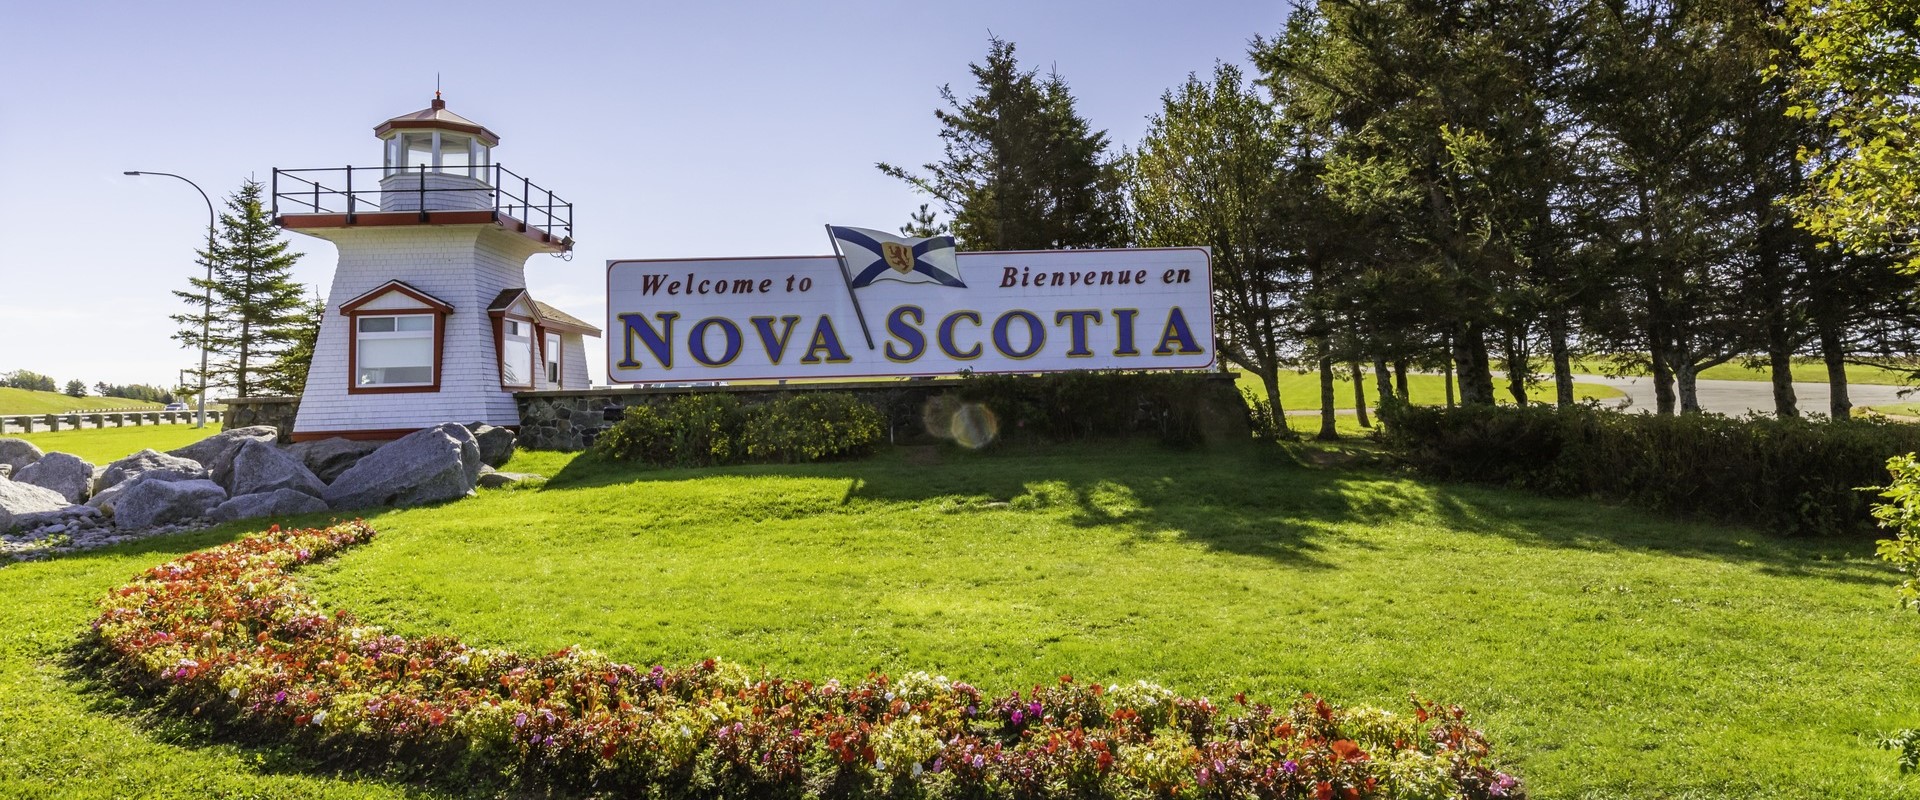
(546, 438, 1891, 586)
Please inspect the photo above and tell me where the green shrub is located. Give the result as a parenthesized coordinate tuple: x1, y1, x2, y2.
(741, 393, 884, 463)
(1872, 455, 1920, 772)
(596, 392, 882, 467)
(954, 371, 1222, 447)
(595, 394, 744, 467)
(1384, 404, 1920, 536)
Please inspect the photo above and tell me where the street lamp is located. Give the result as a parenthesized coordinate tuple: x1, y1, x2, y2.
(125, 171, 215, 429)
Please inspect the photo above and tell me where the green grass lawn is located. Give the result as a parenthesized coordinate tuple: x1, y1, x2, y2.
(0, 388, 163, 417)
(6, 425, 221, 464)
(1236, 369, 1625, 412)
(3, 442, 1919, 798)
(1549, 356, 1917, 386)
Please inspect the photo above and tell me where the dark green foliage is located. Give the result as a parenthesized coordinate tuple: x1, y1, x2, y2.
(92, 382, 174, 404)
(878, 37, 1128, 250)
(1384, 403, 1920, 535)
(954, 371, 1223, 448)
(63, 380, 86, 398)
(259, 291, 324, 397)
(2, 370, 57, 392)
(597, 393, 883, 467)
(741, 394, 885, 463)
(172, 179, 311, 398)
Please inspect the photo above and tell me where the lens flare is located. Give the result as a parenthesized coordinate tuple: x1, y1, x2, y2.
(948, 403, 999, 449)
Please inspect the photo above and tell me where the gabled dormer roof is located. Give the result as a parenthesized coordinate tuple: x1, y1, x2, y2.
(486, 288, 601, 337)
(339, 280, 454, 314)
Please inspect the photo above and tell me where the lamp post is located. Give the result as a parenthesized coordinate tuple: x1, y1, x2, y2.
(125, 171, 215, 429)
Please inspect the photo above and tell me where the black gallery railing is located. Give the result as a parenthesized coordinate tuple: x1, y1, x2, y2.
(270, 164, 572, 244)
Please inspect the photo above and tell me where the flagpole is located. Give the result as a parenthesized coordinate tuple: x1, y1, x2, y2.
(825, 225, 877, 350)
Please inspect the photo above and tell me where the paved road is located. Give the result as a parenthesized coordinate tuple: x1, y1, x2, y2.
(1575, 374, 1912, 417)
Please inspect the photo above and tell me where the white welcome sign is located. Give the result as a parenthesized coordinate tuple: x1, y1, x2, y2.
(605, 246, 1214, 383)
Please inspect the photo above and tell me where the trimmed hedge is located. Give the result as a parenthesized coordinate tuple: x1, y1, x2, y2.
(1382, 403, 1920, 536)
(596, 392, 884, 467)
(953, 371, 1228, 448)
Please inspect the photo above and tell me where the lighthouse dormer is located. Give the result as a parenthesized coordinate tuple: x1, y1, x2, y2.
(375, 95, 499, 212)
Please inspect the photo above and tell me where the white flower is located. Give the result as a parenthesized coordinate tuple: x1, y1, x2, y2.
(228, 688, 240, 699)
(912, 762, 924, 778)
(312, 710, 328, 725)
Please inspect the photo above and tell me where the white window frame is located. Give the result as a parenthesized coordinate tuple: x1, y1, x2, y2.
(355, 313, 437, 388)
(545, 331, 563, 385)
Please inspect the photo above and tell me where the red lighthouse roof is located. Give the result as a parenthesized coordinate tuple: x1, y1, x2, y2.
(373, 95, 500, 147)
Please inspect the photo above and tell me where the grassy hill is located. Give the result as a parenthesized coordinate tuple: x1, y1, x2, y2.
(0, 387, 161, 416)
(0, 435, 1913, 798)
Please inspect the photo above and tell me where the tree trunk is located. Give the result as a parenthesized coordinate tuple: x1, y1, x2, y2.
(1649, 334, 1677, 416)
(1675, 359, 1702, 414)
(1820, 324, 1851, 419)
(1259, 367, 1286, 438)
(1503, 329, 1528, 407)
(1766, 322, 1799, 418)
(1452, 321, 1496, 405)
(1549, 312, 1574, 408)
(1394, 360, 1409, 401)
(1444, 341, 1456, 408)
(1351, 362, 1371, 428)
(1373, 359, 1395, 406)
(1318, 353, 1339, 440)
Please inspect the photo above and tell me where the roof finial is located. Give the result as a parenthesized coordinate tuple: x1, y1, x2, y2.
(432, 73, 445, 109)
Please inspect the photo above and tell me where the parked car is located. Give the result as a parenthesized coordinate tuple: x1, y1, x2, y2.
(163, 402, 188, 411)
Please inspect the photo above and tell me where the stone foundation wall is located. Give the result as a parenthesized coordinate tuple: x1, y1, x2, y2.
(220, 396, 301, 443)
(514, 374, 1249, 452)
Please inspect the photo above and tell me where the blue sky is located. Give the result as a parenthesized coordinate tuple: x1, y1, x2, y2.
(0, 0, 1286, 388)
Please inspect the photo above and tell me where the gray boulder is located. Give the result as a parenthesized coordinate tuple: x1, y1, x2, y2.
(114, 479, 227, 530)
(0, 477, 72, 520)
(97, 449, 207, 493)
(287, 437, 383, 484)
(14, 453, 94, 503)
(168, 426, 279, 480)
(0, 502, 10, 531)
(226, 440, 326, 498)
(210, 489, 330, 523)
(466, 423, 517, 468)
(0, 464, 11, 480)
(17, 504, 99, 530)
(477, 471, 543, 489)
(323, 423, 482, 510)
(0, 439, 43, 473)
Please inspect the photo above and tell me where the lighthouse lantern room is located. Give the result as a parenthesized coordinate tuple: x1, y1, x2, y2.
(273, 94, 598, 442)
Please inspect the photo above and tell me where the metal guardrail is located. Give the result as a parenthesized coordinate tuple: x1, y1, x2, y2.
(0, 410, 223, 435)
(270, 164, 572, 245)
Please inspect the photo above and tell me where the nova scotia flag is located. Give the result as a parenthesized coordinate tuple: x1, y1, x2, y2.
(829, 226, 966, 288)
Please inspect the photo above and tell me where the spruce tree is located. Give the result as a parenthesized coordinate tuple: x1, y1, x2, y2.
(172, 179, 308, 398)
(878, 37, 1128, 250)
(260, 290, 324, 396)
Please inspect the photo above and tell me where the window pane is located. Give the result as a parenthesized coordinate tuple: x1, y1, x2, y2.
(360, 336, 432, 368)
(545, 334, 561, 383)
(358, 317, 395, 333)
(396, 315, 433, 331)
(502, 324, 532, 386)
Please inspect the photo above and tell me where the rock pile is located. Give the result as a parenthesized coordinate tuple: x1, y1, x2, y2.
(1, 422, 531, 561)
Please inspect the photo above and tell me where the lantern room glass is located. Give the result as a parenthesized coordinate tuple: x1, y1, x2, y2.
(381, 131, 493, 183)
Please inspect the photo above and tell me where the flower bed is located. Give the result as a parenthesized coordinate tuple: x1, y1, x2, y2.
(90, 522, 1526, 798)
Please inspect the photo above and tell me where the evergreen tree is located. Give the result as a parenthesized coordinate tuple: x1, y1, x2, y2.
(172, 179, 309, 397)
(1131, 62, 1307, 435)
(260, 290, 325, 396)
(879, 37, 1128, 250)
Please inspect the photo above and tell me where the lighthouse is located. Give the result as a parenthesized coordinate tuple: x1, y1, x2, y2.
(272, 94, 600, 442)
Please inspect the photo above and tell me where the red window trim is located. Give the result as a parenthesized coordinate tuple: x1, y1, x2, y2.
(345, 308, 447, 395)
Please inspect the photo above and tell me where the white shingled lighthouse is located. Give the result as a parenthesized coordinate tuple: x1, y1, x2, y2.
(273, 94, 599, 442)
